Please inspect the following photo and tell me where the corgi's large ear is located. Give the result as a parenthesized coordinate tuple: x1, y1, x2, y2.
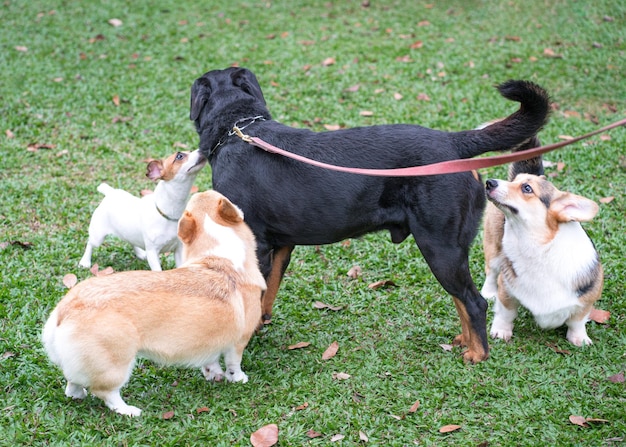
(550, 193, 599, 222)
(146, 160, 164, 181)
(218, 197, 244, 224)
(178, 210, 197, 244)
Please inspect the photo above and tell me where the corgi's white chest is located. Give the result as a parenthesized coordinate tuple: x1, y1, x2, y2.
(501, 221, 596, 327)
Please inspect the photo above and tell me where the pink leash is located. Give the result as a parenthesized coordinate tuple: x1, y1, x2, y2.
(233, 117, 626, 176)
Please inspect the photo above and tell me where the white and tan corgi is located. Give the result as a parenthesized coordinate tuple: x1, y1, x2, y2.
(43, 190, 266, 416)
(482, 174, 603, 346)
(79, 149, 206, 271)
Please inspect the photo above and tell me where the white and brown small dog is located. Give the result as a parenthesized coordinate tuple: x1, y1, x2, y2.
(43, 190, 266, 416)
(79, 149, 206, 271)
(482, 174, 603, 346)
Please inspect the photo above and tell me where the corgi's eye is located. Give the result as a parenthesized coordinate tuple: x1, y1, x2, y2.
(522, 183, 533, 194)
(175, 152, 185, 161)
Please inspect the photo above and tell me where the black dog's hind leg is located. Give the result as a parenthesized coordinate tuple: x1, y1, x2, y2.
(258, 245, 294, 324)
(412, 229, 489, 363)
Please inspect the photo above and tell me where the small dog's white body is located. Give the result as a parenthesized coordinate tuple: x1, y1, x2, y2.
(482, 174, 603, 346)
(79, 150, 206, 271)
(44, 190, 266, 416)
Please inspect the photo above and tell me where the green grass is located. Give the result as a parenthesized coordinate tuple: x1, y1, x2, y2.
(1, 0, 625, 445)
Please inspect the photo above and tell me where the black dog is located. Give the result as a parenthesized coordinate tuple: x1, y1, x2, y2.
(190, 67, 550, 363)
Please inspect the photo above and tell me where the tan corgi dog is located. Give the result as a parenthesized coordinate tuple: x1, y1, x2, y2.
(43, 190, 265, 416)
(482, 174, 603, 346)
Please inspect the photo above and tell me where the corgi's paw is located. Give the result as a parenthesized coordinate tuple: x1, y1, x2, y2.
(65, 382, 88, 399)
(202, 363, 225, 382)
(567, 331, 592, 347)
(226, 368, 248, 383)
(480, 282, 498, 300)
(490, 325, 513, 342)
(114, 404, 142, 417)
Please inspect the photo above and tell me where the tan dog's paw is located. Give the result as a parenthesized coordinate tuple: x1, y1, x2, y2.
(202, 363, 225, 382)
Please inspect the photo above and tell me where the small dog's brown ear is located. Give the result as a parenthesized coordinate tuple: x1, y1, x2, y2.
(177, 211, 197, 244)
(551, 193, 599, 223)
(218, 198, 243, 223)
(146, 160, 164, 181)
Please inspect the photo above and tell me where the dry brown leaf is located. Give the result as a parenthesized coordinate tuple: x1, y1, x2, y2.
(250, 424, 278, 447)
(558, 135, 574, 141)
(360, 110, 374, 117)
(332, 372, 351, 380)
(589, 308, 610, 323)
(322, 341, 339, 360)
(108, 18, 123, 27)
(608, 371, 625, 383)
(324, 124, 341, 131)
(416, 93, 431, 101)
(439, 424, 461, 433)
(313, 301, 343, 311)
(359, 430, 369, 442)
(27, 143, 55, 152)
(556, 161, 566, 171)
(599, 134, 611, 141)
(347, 265, 362, 279)
(162, 410, 175, 420)
(5, 129, 15, 138)
(322, 57, 336, 66)
(563, 110, 581, 118)
(306, 429, 322, 438)
(409, 400, 420, 412)
(599, 196, 614, 204)
(393, 93, 403, 100)
(417, 20, 430, 26)
(585, 418, 610, 424)
(345, 84, 360, 92)
(196, 406, 210, 414)
(440, 344, 454, 352)
(410, 40, 423, 49)
(368, 279, 396, 289)
(330, 434, 345, 442)
(15, 45, 28, 52)
(547, 344, 571, 355)
(295, 402, 309, 411)
(288, 341, 311, 350)
(569, 415, 589, 427)
(62, 273, 78, 289)
(543, 48, 562, 58)
(56, 149, 69, 157)
(112, 95, 120, 106)
(396, 55, 412, 63)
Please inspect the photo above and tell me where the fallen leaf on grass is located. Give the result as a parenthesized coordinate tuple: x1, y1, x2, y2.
(345, 84, 360, 92)
(306, 429, 322, 438)
(330, 434, 345, 442)
(2, 351, 15, 360)
(108, 18, 123, 27)
(162, 410, 175, 420)
(347, 265, 362, 278)
(599, 196, 614, 204)
(439, 424, 461, 433)
(360, 110, 374, 117)
(27, 143, 55, 152)
(63, 274, 78, 289)
(368, 279, 396, 289)
(313, 301, 343, 311)
(15, 46, 28, 52)
(409, 400, 420, 412)
(410, 40, 423, 49)
(250, 424, 278, 447)
(196, 406, 210, 414)
(547, 343, 571, 355)
(324, 124, 341, 131)
(6, 129, 14, 138)
(112, 95, 120, 106)
(589, 308, 610, 323)
(416, 93, 431, 101)
(608, 371, 625, 383)
(322, 341, 339, 360)
(439, 344, 454, 352)
(543, 48, 562, 58)
(322, 57, 336, 66)
(332, 372, 351, 380)
(558, 135, 574, 141)
(295, 402, 309, 411)
(288, 341, 311, 350)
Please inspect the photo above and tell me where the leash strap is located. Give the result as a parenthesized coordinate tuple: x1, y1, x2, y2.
(233, 117, 625, 176)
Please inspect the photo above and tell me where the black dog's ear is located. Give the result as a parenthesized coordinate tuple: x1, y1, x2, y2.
(230, 68, 266, 105)
(190, 78, 211, 121)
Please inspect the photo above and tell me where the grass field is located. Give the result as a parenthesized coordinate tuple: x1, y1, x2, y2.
(1, 0, 624, 445)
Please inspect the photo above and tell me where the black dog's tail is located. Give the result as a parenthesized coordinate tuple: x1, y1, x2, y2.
(455, 80, 550, 159)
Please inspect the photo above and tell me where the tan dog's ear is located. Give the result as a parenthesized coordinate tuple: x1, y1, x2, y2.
(178, 210, 197, 244)
(146, 160, 164, 181)
(550, 193, 599, 223)
(218, 197, 243, 223)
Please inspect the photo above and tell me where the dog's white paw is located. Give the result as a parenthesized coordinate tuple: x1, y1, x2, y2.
(78, 257, 91, 269)
(490, 325, 513, 342)
(65, 382, 87, 399)
(567, 331, 592, 347)
(114, 404, 142, 417)
(226, 368, 248, 383)
(480, 282, 498, 300)
(202, 363, 225, 382)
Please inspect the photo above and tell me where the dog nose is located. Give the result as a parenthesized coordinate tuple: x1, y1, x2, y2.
(485, 179, 498, 191)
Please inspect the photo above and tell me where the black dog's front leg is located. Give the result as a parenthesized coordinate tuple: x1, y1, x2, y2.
(257, 244, 294, 324)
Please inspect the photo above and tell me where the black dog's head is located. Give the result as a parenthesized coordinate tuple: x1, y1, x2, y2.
(190, 67, 269, 158)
